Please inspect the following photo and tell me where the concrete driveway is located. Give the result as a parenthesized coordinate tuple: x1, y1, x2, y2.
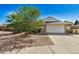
(48, 34, 79, 54)
(2, 34, 79, 54)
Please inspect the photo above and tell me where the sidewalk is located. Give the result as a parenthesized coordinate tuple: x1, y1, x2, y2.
(4, 46, 54, 54)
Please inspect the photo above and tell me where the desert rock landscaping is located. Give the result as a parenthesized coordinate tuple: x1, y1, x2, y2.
(0, 32, 53, 54)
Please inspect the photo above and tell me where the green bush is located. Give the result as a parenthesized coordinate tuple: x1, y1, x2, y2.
(7, 6, 43, 33)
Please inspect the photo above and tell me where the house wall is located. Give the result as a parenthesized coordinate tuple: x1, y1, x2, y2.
(72, 29, 77, 33)
(72, 29, 79, 34)
(65, 25, 72, 33)
(77, 29, 79, 33)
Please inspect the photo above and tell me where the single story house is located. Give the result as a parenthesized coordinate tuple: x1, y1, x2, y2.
(72, 20, 79, 34)
(44, 16, 72, 34)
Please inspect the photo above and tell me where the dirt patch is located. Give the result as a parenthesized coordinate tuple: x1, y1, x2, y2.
(0, 35, 54, 53)
(28, 35, 54, 47)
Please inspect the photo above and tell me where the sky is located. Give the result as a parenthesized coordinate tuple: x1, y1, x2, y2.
(0, 4, 79, 24)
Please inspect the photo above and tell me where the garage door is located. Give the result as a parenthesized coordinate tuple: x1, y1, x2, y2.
(46, 25, 65, 33)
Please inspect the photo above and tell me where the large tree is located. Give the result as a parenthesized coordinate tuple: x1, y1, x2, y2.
(7, 6, 43, 33)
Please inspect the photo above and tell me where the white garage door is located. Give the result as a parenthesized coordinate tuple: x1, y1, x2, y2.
(46, 25, 65, 33)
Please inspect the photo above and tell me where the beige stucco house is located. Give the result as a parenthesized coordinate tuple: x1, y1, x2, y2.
(44, 16, 72, 34)
(71, 20, 79, 34)
(72, 21, 79, 34)
(72, 25, 79, 34)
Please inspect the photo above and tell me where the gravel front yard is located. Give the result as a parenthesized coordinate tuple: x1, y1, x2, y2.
(26, 35, 54, 47)
(0, 34, 54, 53)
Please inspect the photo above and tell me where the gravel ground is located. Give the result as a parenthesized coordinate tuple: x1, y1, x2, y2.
(0, 34, 54, 53)
(26, 35, 54, 47)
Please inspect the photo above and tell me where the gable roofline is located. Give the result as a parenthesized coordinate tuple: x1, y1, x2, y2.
(45, 16, 61, 22)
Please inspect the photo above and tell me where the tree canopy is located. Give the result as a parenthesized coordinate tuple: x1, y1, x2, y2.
(74, 20, 79, 25)
(7, 6, 43, 33)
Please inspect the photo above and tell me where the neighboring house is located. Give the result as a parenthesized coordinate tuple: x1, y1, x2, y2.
(44, 16, 72, 34)
(0, 25, 13, 31)
(72, 20, 79, 34)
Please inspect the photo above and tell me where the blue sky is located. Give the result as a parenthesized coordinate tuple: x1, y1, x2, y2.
(0, 4, 79, 24)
